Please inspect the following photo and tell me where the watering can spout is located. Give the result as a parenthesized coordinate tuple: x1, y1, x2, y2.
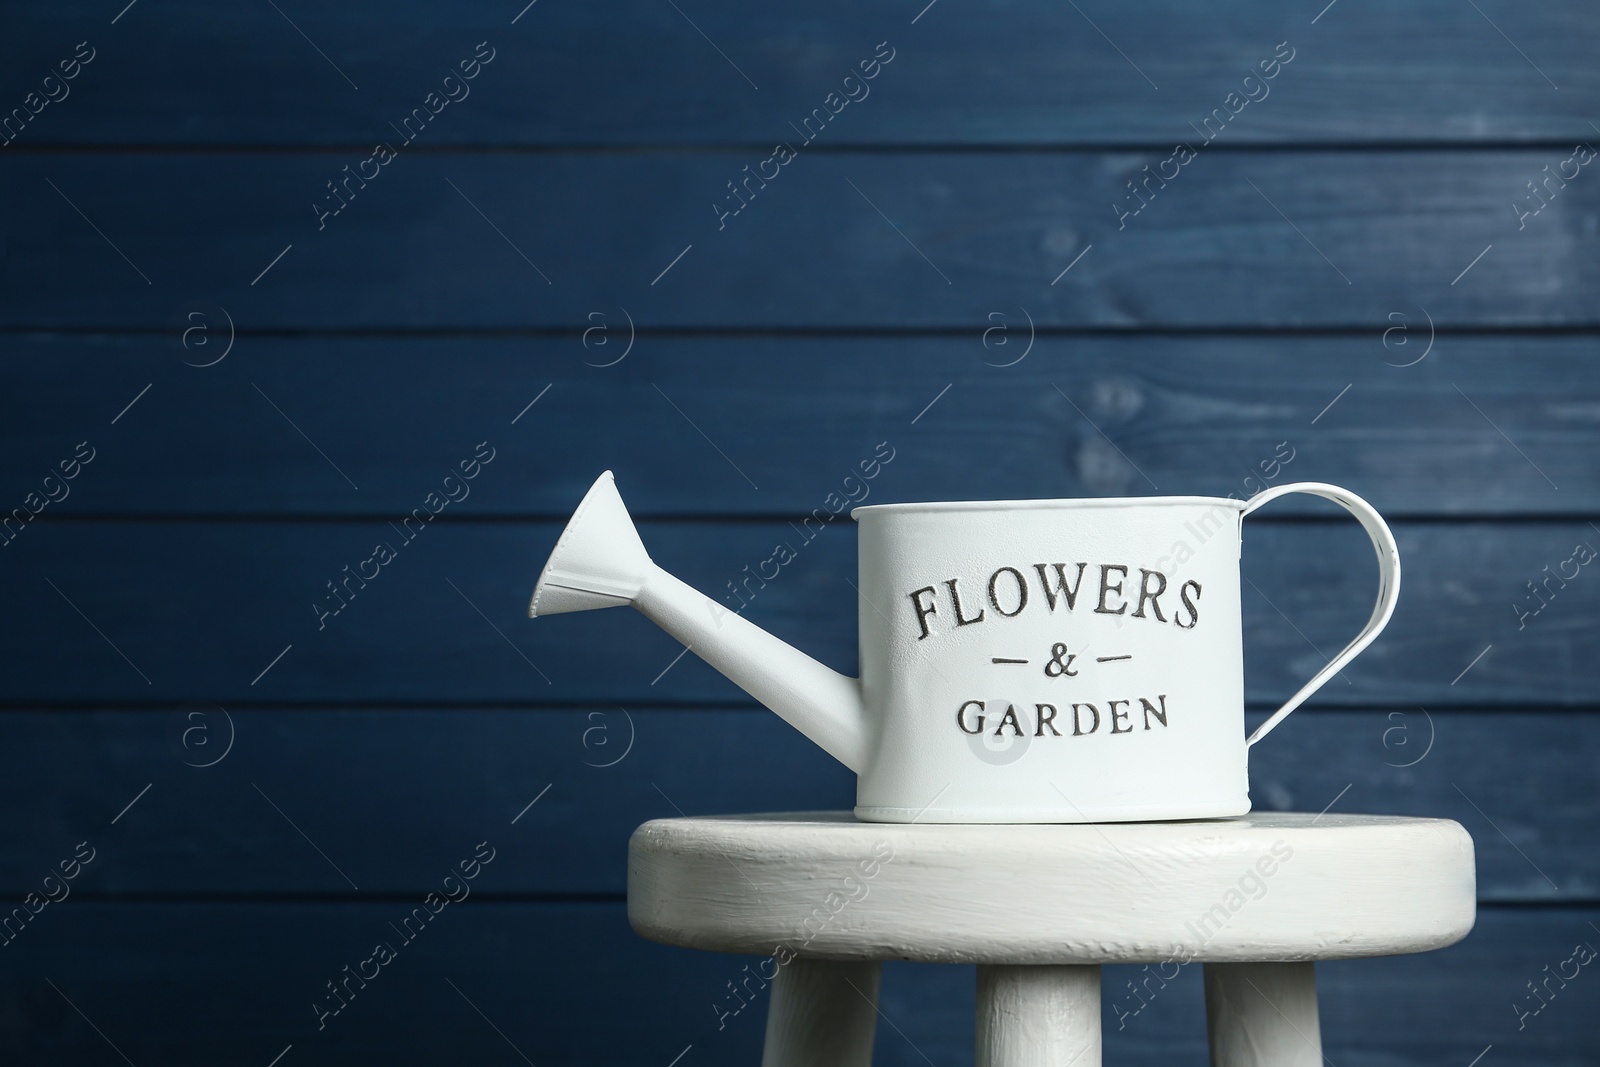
(530, 472, 868, 772)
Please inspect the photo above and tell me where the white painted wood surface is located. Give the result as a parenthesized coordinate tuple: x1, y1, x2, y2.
(628, 812, 1476, 964)
(760, 958, 880, 1067)
(1204, 961, 1322, 1067)
(976, 965, 1101, 1067)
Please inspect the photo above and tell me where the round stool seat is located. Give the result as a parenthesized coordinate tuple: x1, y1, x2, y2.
(629, 811, 1475, 965)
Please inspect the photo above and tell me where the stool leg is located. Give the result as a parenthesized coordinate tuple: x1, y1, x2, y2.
(760, 957, 880, 1067)
(1203, 961, 1322, 1067)
(976, 964, 1101, 1067)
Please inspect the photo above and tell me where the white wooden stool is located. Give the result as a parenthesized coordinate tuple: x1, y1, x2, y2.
(629, 812, 1475, 1066)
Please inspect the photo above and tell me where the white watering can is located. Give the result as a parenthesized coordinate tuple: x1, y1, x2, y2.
(530, 471, 1399, 823)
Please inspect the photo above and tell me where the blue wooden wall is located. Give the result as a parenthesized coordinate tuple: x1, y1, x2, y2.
(2, 1, 1597, 1063)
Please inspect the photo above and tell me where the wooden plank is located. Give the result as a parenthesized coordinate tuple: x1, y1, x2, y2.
(0, 902, 1590, 1064)
(3, 150, 1596, 329)
(0, 708, 1589, 900)
(3, 2, 1598, 146)
(1, 518, 1595, 707)
(3, 332, 1595, 518)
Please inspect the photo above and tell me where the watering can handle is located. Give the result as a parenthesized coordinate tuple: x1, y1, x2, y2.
(1241, 482, 1401, 747)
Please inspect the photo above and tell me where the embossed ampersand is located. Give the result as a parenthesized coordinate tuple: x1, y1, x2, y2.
(1043, 642, 1079, 678)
